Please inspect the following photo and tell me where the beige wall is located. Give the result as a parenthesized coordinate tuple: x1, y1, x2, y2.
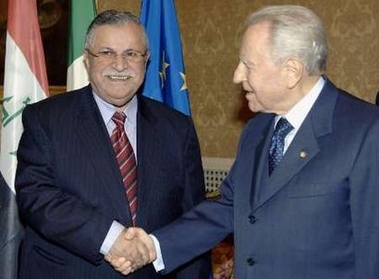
(176, 0, 379, 158)
(3, 0, 379, 158)
(106, 0, 379, 158)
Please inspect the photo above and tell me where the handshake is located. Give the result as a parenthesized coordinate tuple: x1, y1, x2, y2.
(105, 227, 157, 275)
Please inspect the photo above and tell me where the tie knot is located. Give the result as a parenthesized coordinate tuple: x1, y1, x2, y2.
(275, 118, 293, 137)
(112, 112, 126, 126)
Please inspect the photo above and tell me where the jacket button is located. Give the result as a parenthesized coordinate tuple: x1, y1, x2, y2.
(247, 257, 255, 266)
(248, 214, 257, 224)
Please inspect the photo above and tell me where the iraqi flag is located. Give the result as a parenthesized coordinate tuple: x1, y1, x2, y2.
(0, 0, 49, 277)
(66, 0, 96, 91)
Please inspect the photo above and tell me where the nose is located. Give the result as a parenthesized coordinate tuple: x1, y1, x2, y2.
(233, 62, 246, 84)
(113, 54, 128, 71)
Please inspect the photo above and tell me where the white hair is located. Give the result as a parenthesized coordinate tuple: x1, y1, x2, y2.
(247, 5, 327, 75)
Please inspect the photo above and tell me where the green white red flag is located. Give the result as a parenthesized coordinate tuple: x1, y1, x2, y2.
(66, 0, 96, 90)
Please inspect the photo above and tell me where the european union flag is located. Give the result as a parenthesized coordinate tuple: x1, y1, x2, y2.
(140, 0, 191, 116)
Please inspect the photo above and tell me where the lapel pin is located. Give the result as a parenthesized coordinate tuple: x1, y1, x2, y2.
(299, 150, 307, 159)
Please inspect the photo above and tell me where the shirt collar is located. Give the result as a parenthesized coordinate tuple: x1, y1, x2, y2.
(93, 92, 138, 128)
(278, 76, 325, 130)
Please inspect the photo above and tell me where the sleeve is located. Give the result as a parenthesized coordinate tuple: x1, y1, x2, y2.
(154, 189, 234, 275)
(154, 129, 240, 274)
(153, 119, 253, 275)
(349, 119, 379, 278)
(15, 106, 112, 264)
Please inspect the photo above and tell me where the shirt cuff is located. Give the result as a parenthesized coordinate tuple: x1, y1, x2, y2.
(150, 234, 165, 272)
(100, 221, 124, 255)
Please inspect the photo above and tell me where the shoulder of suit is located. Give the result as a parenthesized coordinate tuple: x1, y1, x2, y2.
(31, 86, 89, 106)
(336, 89, 379, 119)
(138, 95, 189, 119)
(25, 87, 90, 118)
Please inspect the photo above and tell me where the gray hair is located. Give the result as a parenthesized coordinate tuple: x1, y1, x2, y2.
(84, 10, 149, 50)
(247, 5, 327, 75)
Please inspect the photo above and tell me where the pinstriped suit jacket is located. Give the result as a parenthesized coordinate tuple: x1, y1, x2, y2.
(16, 85, 211, 279)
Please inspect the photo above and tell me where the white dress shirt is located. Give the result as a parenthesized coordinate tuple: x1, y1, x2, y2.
(276, 76, 325, 154)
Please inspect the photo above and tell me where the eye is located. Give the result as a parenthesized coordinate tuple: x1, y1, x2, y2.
(125, 51, 139, 58)
(98, 50, 115, 57)
(242, 60, 254, 70)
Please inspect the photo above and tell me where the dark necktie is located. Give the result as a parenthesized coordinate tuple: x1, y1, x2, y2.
(111, 112, 137, 224)
(268, 117, 293, 175)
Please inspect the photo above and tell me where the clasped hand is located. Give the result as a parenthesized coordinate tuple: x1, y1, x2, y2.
(105, 227, 157, 275)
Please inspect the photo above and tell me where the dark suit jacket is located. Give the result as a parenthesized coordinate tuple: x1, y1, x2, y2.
(154, 79, 379, 279)
(15, 85, 210, 279)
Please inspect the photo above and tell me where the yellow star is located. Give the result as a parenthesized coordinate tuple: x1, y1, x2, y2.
(159, 51, 170, 88)
(180, 72, 187, 91)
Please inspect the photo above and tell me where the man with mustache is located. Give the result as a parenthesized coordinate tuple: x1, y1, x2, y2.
(15, 10, 210, 279)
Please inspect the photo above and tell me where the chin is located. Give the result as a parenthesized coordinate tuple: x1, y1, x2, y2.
(246, 100, 259, 111)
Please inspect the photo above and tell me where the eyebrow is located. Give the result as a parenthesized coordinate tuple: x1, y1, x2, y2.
(99, 46, 143, 53)
(98, 47, 145, 53)
(241, 59, 255, 69)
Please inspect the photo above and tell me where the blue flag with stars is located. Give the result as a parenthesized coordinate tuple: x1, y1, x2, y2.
(140, 0, 191, 115)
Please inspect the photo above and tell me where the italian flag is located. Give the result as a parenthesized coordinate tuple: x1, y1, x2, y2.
(66, 0, 97, 91)
(1, 0, 49, 192)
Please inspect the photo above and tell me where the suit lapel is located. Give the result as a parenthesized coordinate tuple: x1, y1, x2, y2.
(75, 87, 131, 223)
(254, 119, 320, 209)
(134, 97, 162, 225)
(250, 116, 275, 206)
(253, 78, 337, 211)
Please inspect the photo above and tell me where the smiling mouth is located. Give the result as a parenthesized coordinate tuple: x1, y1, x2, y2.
(105, 74, 133, 81)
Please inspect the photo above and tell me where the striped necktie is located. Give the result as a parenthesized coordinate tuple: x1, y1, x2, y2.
(111, 112, 137, 224)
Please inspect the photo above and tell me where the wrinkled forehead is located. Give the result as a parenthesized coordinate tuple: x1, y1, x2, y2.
(89, 22, 148, 50)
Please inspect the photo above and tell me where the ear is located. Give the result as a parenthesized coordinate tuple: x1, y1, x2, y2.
(83, 51, 89, 71)
(284, 58, 303, 89)
(144, 51, 151, 67)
